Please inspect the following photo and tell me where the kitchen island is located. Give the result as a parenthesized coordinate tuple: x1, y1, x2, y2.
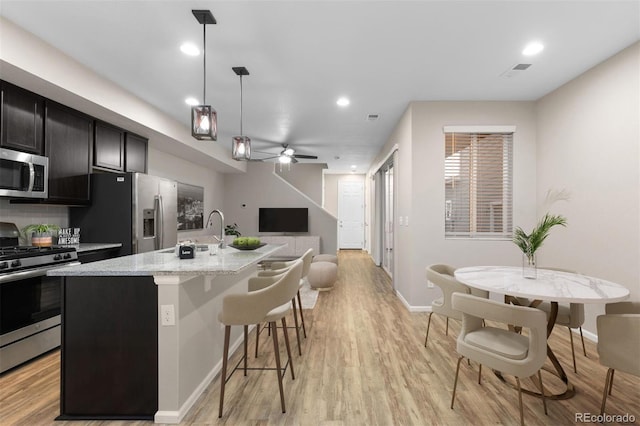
(48, 243, 285, 424)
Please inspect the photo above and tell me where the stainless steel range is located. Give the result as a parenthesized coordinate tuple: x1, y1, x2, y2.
(0, 222, 79, 373)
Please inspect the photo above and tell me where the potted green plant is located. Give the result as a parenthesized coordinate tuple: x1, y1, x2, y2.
(513, 213, 567, 278)
(224, 223, 241, 237)
(21, 224, 61, 247)
(224, 223, 241, 246)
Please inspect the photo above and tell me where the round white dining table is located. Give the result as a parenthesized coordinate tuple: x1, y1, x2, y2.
(454, 266, 630, 399)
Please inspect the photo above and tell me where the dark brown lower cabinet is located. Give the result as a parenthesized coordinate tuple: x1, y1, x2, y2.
(59, 276, 158, 420)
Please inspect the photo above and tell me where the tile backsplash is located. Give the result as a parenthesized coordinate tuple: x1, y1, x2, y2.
(0, 199, 69, 244)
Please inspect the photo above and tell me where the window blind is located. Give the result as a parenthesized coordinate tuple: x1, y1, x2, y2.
(444, 132, 513, 238)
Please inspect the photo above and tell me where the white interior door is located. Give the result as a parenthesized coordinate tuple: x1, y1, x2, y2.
(338, 180, 365, 249)
(382, 165, 394, 277)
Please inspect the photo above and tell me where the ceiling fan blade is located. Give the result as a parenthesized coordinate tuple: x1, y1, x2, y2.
(293, 154, 318, 159)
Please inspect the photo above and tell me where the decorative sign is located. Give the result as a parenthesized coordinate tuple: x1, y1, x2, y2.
(58, 228, 80, 245)
(177, 182, 204, 231)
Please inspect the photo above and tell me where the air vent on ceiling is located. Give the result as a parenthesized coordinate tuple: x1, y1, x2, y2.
(366, 114, 380, 121)
(500, 63, 532, 78)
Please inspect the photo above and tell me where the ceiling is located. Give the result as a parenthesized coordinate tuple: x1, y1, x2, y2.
(1, 1, 638, 173)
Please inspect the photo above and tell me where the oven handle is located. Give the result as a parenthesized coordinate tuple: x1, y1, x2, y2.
(0, 262, 81, 284)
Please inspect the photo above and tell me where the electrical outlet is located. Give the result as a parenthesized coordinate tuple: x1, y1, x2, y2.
(161, 304, 175, 326)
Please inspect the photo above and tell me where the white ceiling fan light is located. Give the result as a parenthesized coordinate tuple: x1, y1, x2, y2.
(522, 41, 544, 56)
(279, 154, 292, 164)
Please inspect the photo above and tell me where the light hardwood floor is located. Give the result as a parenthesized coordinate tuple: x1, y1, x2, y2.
(1, 250, 638, 425)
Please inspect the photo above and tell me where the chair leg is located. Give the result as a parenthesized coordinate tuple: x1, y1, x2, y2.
(568, 327, 577, 373)
(290, 299, 302, 356)
(579, 327, 587, 357)
(243, 325, 248, 376)
(255, 323, 261, 358)
(271, 321, 286, 413)
(601, 368, 615, 414)
(608, 369, 615, 395)
(516, 377, 524, 426)
(297, 290, 307, 338)
(424, 312, 434, 347)
(450, 356, 464, 409)
(218, 325, 231, 418)
(445, 317, 449, 336)
(538, 370, 548, 415)
(281, 317, 295, 380)
(478, 364, 482, 384)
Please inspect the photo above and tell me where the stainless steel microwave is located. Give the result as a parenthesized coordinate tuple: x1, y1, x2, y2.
(0, 148, 48, 198)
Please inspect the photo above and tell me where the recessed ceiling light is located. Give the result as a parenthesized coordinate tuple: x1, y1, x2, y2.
(180, 42, 200, 56)
(522, 41, 544, 56)
(336, 97, 350, 107)
(185, 97, 199, 106)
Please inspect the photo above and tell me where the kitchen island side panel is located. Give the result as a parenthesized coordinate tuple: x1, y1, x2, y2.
(60, 276, 158, 419)
(156, 267, 256, 420)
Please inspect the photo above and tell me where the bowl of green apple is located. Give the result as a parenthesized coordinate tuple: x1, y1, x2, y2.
(229, 236, 265, 250)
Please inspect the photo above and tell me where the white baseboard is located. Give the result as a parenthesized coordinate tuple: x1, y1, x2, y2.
(395, 289, 432, 313)
(154, 324, 256, 424)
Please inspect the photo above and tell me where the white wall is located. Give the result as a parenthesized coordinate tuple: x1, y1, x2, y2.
(536, 42, 640, 333)
(223, 162, 338, 254)
(275, 163, 327, 206)
(409, 101, 538, 307)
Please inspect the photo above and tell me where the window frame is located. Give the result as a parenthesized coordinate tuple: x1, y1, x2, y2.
(443, 125, 515, 240)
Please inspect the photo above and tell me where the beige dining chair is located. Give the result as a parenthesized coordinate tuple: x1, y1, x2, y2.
(451, 293, 549, 426)
(424, 264, 488, 347)
(256, 248, 314, 355)
(217, 259, 303, 417)
(596, 301, 640, 415)
(534, 267, 586, 373)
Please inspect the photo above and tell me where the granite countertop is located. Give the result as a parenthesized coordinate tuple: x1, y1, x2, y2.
(48, 243, 285, 277)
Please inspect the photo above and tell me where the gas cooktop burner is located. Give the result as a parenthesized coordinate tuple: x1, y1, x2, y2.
(0, 245, 76, 257)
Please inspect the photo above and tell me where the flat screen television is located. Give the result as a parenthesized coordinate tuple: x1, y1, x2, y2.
(258, 207, 309, 233)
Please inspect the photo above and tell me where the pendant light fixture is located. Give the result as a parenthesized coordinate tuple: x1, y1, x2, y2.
(191, 10, 217, 141)
(231, 66, 251, 161)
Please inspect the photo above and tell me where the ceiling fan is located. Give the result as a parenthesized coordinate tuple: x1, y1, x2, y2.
(251, 144, 318, 163)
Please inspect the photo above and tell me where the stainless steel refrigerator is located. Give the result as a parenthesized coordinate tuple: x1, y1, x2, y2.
(71, 173, 177, 256)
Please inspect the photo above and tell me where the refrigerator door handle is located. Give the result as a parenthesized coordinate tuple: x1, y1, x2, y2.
(157, 195, 164, 249)
(154, 195, 160, 250)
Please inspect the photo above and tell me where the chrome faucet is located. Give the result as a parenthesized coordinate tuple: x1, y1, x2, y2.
(205, 209, 226, 249)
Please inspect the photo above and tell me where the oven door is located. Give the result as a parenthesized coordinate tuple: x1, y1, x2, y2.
(0, 263, 77, 372)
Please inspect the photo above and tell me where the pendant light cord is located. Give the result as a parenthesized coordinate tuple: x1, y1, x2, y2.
(202, 23, 207, 104)
(239, 75, 243, 135)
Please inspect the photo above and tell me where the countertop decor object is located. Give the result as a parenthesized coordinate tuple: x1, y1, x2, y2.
(21, 223, 60, 247)
(229, 242, 266, 251)
(513, 213, 567, 279)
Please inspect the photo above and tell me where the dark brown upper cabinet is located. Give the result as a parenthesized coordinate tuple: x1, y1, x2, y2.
(45, 101, 93, 204)
(125, 132, 148, 173)
(94, 121, 124, 171)
(1, 81, 44, 154)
